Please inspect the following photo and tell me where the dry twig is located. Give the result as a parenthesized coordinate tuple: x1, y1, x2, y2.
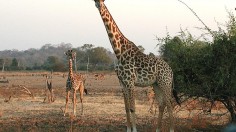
(177, 0, 214, 36)
(18, 85, 34, 97)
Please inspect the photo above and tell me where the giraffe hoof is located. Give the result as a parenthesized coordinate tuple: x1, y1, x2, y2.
(63, 111, 67, 116)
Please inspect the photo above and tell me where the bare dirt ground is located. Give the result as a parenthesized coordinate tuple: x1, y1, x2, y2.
(0, 72, 231, 132)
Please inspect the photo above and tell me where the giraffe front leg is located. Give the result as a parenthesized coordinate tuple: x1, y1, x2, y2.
(122, 89, 132, 132)
(128, 88, 137, 132)
(72, 91, 77, 117)
(64, 91, 70, 116)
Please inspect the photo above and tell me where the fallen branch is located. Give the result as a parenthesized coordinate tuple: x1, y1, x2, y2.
(18, 85, 34, 97)
(4, 96, 11, 103)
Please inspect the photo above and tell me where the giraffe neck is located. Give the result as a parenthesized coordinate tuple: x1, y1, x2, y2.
(68, 59, 74, 79)
(97, 2, 140, 59)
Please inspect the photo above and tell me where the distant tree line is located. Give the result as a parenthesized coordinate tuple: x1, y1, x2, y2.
(0, 43, 116, 72)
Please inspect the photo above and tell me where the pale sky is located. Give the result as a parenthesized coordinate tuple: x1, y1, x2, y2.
(0, 0, 235, 54)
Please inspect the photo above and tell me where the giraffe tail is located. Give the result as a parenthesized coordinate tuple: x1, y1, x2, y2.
(173, 88, 181, 106)
(172, 77, 181, 106)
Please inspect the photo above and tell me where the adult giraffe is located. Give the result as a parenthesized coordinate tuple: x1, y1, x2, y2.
(93, 0, 179, 131)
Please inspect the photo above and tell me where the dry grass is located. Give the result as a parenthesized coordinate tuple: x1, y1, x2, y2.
(0, 71, 231, 131)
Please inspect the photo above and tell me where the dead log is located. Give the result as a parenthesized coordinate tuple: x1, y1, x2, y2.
(0, 79, 9, 83)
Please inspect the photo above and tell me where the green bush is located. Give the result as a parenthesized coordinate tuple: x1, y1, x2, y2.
(159, 12, 236, 122)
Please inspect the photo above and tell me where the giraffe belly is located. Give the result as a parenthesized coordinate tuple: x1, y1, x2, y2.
(134, 75, 156, 87)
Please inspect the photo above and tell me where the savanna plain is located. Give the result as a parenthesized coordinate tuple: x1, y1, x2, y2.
(0, 72, 231, 132)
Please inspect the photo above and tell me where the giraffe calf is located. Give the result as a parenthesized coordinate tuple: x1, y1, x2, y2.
(64, 49, 87, 117)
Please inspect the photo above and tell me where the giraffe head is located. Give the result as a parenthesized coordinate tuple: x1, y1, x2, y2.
(64, 49, 76, 60)
(94, 0, 105, 9)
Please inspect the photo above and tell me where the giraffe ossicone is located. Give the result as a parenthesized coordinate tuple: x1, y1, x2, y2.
(93, 0, 180, 131)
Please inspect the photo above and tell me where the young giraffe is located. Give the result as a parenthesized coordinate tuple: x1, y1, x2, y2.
(64, 49, 86, 117)
(93, 1, 180, 132)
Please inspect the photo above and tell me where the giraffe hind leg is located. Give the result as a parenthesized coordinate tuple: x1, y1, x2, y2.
(155, 83, 175, 132)
(153, 85, 166, 131)
(79, 84, 84, 115)
(165, 90, 175, 132)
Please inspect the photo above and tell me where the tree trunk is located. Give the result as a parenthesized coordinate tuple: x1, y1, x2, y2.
(2, 61, 5, 72)
(222, 99, 236, 123)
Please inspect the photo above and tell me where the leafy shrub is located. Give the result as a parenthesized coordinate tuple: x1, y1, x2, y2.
(159, 12, 236, 122)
